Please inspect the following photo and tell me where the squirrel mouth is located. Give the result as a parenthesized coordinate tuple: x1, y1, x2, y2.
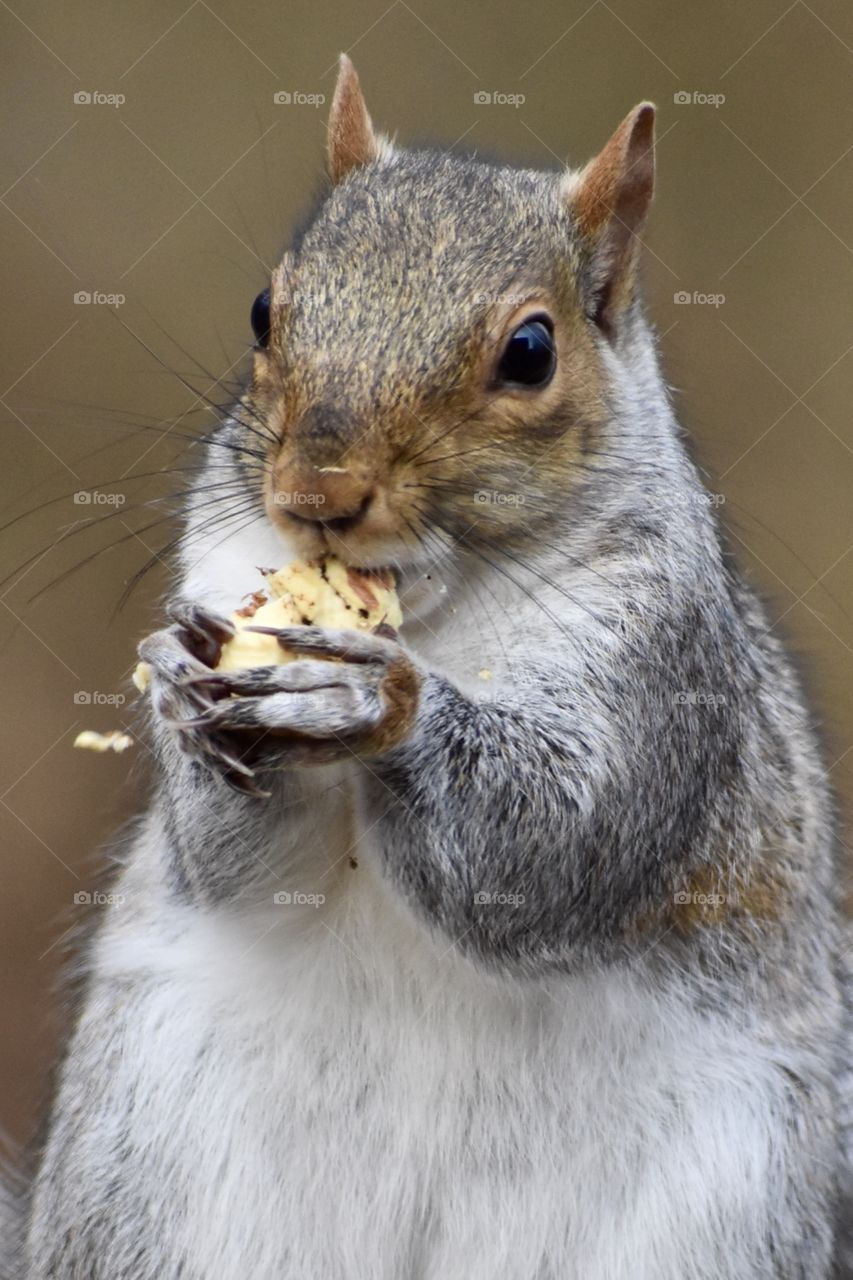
(313, 527, 399, 575)
(325, 551, 393, 574)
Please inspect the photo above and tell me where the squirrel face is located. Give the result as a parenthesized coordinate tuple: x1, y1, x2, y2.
(244, 57, 655, 572)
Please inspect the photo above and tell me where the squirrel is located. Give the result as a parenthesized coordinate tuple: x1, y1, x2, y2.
(9, 54, 851, 1280)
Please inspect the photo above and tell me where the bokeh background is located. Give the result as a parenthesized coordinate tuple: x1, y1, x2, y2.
(1, 0, 851, 1152)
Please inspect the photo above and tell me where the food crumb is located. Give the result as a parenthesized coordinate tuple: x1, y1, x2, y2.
(234, 590, 268, 619)
(478, 668, 493, 681)
(74, 730, 134, 754)
(132, 662, 151, 693)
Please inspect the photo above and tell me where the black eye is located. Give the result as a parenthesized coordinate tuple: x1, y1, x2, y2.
(251, 288, 271, 348)
(497, 317, 556, 387)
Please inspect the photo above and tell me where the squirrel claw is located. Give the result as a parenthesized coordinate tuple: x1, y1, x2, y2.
(169, 713, 219, 731)
(219, 769, 271, 799)
(247, 624, 394, 664)
(168, 602, 235, 669)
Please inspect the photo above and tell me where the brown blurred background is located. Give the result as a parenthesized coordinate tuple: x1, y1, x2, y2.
(1, 0, 851, 1153)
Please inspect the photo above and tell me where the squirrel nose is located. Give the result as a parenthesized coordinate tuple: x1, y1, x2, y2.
(290, 491, 373, 531)
(274, 465, 375, 529)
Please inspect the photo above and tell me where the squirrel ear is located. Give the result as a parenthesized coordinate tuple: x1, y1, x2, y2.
(327, 54, 395, 184)
(562, 103, 655, 332)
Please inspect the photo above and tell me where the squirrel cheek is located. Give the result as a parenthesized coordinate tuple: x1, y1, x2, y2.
(361, 656, 422, 756)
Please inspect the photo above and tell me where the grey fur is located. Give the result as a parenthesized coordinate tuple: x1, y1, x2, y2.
(10, 118, 850, 1279)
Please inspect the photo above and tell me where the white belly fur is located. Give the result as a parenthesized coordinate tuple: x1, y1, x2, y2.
(92, 816, 791, 1280)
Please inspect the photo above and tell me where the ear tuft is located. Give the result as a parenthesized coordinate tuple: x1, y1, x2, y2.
(327, 54, 395, 184)
(563, 103, 655, 332)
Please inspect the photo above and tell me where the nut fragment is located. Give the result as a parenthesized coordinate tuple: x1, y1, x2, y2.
(74, 730, 134, 754)
(215, 556, 401, 672)
(132, 555, 402, 684)
(132, 663, 151, 693)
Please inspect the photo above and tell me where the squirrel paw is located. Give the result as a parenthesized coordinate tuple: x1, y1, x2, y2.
(138, 605, 271, 798)
(179, 624, 422, 769)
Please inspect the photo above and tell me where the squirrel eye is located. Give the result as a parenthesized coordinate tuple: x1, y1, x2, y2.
(497, 317, 555, 387)
(251, 288, 271, 348)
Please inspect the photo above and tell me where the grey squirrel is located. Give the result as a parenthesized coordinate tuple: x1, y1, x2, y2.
(10, 54, 852, 1279)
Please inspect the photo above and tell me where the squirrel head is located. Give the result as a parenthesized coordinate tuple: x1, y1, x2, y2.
(245, 55, 655, 572)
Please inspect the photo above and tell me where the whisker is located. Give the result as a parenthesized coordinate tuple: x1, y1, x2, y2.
(436, 523, 577, 649)
(0, 461, 269, 545)
(472, 530, 688, 691)
(15, 486, 264, 607)
(170, 505, 271, 598)
(114, 314, 279, 452)
(409, 503, 512, 671)
(115, 498, 267, 614)
(6, 405, 272, 466)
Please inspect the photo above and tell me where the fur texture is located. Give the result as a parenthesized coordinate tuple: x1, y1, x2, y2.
(13, 69, 851, 1279)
